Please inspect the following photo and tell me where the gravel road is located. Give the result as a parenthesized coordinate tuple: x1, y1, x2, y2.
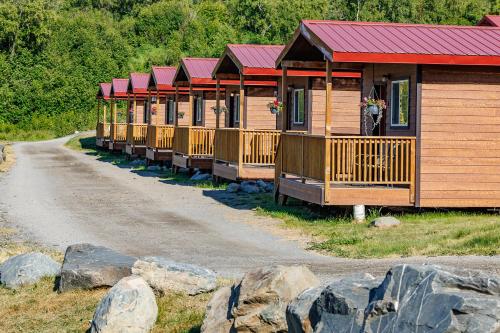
(1, 136, 499, 279)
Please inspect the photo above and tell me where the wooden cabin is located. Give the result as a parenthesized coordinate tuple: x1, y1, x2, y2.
(125, 73, 150, 158)
(109, 78, 130, 153)
(171, 58, 235, 172)
(96, 82, 111, 148)
(274, 20, 500, 208)
(145, 66, 190, 164)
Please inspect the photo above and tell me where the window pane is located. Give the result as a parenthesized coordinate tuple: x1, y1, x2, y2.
(234, 95, 240, 122)
(391, 80, 409, 126)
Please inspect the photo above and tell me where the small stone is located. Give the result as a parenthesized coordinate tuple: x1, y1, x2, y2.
(132, 256, 217, 295)
(191, 172, 211, 181)
(226, 183, 240, 193)
(130, 159, 146, 166)
(0, 252, 60, 289)
(147, 165, 161, 171)
(370, 216, 401, 228)
(240, 181, 260, 194)
(91, 276, 157, 333)
(59, 243, 136, 292)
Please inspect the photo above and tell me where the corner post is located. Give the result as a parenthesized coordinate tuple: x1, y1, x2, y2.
(324, 60, 333, 204)
(215, 77, 221, 129)
(189, 85, 194, 126)
(174, 85, 179, 127)
(155, 91, 160, 126)
(97, 99, 101, 124)
(281, 66, 288, 132)
(239, 74, 244, 130)
(112, 97, 117, 141)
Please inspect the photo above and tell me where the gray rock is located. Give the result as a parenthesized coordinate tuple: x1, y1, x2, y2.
(59, 243, 136, 292)
(240, 181, 260, 194)
(191, 172, 211, 181)
(265, 183, 274, 193)
(91, 276, 157, 333)
(132, 256, 217, 295)
(226, 183, 240, 193)
(0, 144, 4, 162)
(364, 264, 500, 333)
(287, 287, 323, 333)
(201, 286, 237, 333)
(370, 216, 401, 228)
(147, 165, 161, 171)
(130, 159, 146, 166)
(256, 179, 267, 189)
(0, 252, 60, 289)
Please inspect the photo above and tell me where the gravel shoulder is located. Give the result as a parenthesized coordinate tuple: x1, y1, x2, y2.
(1, 135, 499, 279)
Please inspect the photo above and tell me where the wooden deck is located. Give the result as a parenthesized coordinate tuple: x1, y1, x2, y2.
(275, 133, 417, 206)
(109, 123, 127, 152)
(145, 125, 175, 162)
(172, 126, 215, 171)
(213, 128, 280, 181)
(96, 122, 110, 148)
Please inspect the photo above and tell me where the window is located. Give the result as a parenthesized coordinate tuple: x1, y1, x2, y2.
(234, 94, 240, 123)
(391, 79, 409, 127)
(293, 89, 305, 124)
(166, 99, 175, 124)
(195, 97, 203, 122)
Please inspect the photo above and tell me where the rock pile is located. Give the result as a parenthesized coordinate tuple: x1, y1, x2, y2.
(226, 180, 274, 194)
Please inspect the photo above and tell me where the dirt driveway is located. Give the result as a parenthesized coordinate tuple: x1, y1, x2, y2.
(1, 136, 499, 279)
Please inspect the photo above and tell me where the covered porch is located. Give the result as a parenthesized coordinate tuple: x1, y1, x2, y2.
(96, 82, 111, 148)
(146, 124, 175, 162)
(108, 78, 129, 152)
(172, 126, 215, 171)
(125, 73, 150, 158)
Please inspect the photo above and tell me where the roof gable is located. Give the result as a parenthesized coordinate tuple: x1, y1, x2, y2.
(214, 44, 285, 76)
(278, 20, 500, 66)
(110, 78, 129, 98)
(149, 66, 177, 91)
(128, 73, 150, 94)
(97, 82, 111, 100)
(478, 15, 500, 27)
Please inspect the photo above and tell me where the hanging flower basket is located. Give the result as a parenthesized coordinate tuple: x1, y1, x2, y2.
(151, 105, 157, 115)
(210, 105, 228, 114)
(177, 112, 185, 119)
(267, 100, 283, 115)
(360, 97, 387, 136)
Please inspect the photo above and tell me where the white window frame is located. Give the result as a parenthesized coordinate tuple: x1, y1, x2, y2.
(390, 79, 410, 127)
(234, 94, 240, 123)
(293, 88, 305, 125)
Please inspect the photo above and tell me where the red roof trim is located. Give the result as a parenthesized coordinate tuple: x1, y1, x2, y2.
(243, 68, 361, 78)
(333, 52, 500, 66)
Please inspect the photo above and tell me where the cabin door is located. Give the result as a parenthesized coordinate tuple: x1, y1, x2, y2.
(228, 94, 240, 128)
(371, 83, 387, 136)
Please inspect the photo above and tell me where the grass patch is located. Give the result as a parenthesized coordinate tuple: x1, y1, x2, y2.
(249, 193, 500, 258)
(65, 133, 129, 166)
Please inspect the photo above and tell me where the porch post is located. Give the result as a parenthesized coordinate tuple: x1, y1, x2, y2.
(239, 74, 244, 129)
(155, 91, 160, 126)
(281, 66, 288, 132)
(324, 60, 333, 204)
(132, 94, 137, 149)
(133, 94, 137, 124)
(215, 77, 220, 129)
(112, 97, 117, 141)
(174, 85, 179, 127)
(189, 85, 194, 126)
(103, 104, 107, 127)
(97, 99, 101, 124)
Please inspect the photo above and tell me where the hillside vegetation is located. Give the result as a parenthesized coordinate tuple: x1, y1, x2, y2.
(0, 0, 498, 140)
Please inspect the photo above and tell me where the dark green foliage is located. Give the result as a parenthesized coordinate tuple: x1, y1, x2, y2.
(0, 0, 497, 140)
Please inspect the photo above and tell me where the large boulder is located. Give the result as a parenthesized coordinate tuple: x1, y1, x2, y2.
(132, 256, 217, 295)
(0, 252, 60, 289)
(201, 286, 237, 333)
(364, 264, 500, 333)
(286, 287, 323, 333)
(59, 243, 136, 292)
(91, 276, 157, 333)
(202, 265, 320, 332)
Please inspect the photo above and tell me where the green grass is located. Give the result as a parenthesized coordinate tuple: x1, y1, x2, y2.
(249, 194, 500, 258)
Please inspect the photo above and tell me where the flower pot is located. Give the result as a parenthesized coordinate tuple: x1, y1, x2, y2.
(270, 107, 279, 115)
(367, 105, 379, 115)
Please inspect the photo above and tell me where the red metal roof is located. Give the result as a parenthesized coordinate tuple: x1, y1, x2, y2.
(128, 72, 150, 94)
(97, 82, 111, 100)
(279, 20, 500, 66)
(110, 78, 129, 98)
(150, 66, 177, 91)
(478, 15, 500, 27)
(182, 58, 219, 79)
(229, 44, 285, 69)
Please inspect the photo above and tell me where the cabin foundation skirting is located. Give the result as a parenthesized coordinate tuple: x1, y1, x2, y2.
(213, 162, 275, 181)
(109, 141, 125, 153)
(125, 144, 146, 157)
(96, 138, 109, 149)
(278, 177, 414, 207)
(146, 148, 173, 162)
(173, 153, 213, 171)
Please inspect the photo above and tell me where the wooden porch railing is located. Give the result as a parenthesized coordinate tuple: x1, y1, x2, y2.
(146, 125, 175, 149)
(214, 128, 281, 165)
(96, 122, 110, 139)
(110, 123, 127, 142)
(126, 124, 148, 145)
(173, 126, 215, 156)
(276, 133, 416, 202)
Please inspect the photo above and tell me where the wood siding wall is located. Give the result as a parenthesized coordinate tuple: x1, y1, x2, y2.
(419, 66, 500, 208)
(135, 100, 146, 124)
(148, 97, 167, 125)
(177, 100, 191, 126)
(277, 76, 361, 134)
(225, 86, 277, 129)
(362, 64, 418, 137)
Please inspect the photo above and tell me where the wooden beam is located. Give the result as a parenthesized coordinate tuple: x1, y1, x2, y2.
(174, 85, 179, 127)
(215, 78, 221, 129)
(239, 74, 244, 129)
(96, 99, 101, 124)
(281, 66, 288, 132)
(133, 94, 137, 124)
(281, 60, 326, 70)
(189, 85, 194, 126)
(216, 73, 240, 80)
(103, 104, 107, 126)
(324, 60, 333, 204)
(155, 91, 160, 126)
